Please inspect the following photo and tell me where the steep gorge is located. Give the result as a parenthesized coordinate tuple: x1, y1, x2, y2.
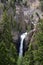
(0, 0, 43, 65)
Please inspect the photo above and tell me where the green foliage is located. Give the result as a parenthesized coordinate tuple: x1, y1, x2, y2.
(1, 11, 12, 43)
(27, 25, 31, 32)
(39, 19, 43, 31)
(0, 10, 18, 65)
(0, 41, 17, 65)
(22, 44, 34, 65)
(0, 0, 43, 65)
(40, 0, 43, 11)
(17, 57, 23, 65)
(8, 0, 15, 9)
(22, 19, 43, 65)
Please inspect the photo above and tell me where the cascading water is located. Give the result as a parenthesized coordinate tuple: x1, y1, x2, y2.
(19, 32, 27, 58)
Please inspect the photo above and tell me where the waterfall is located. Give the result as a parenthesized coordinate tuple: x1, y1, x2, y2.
(19, 32, 27, 57)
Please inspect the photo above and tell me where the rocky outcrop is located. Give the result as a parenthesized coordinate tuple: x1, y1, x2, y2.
(0, 0, 43, 55)
(11, 31, 19, 43)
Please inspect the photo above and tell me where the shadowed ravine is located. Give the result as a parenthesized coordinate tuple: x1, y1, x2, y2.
(19, 21, 37, 58)
(0, 0, 43, 65)
(17, 21, 37, 65)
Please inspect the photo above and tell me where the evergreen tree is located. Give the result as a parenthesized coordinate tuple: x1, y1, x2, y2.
(0, 10, 18, 65)
(22, 19, 43, 65)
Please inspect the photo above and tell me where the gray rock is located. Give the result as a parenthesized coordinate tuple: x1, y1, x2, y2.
(11, 31, 19, 43)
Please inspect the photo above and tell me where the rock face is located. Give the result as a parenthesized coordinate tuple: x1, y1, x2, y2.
(11, 0, 41, 55)
(0, 0, 42, 55)
(11, 31, 19, 43)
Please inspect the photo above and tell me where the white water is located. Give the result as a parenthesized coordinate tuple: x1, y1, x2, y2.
(19, 32, 27, 57)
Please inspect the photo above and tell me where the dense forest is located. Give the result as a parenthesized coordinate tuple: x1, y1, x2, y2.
(0, 0, 43, 65)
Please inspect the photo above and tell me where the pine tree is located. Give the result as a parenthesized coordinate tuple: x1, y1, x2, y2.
(0, 10, 18, 65)
(22, 19, 43, 65)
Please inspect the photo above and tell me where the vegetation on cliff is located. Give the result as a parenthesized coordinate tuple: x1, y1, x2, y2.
(0, 0, 43, 65)
(22, 19, 43, 65)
